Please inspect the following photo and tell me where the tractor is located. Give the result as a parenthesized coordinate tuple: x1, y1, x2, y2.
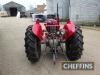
(24, 18, 84, 64)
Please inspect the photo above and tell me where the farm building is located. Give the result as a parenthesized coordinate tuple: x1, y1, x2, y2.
(3, 1, 26, 16)
(47, 0, 100, 24)
(47, 0, 69, 19)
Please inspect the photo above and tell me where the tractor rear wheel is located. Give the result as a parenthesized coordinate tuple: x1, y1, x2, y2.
(66, 26, 84, 61)
(24, 25, 41, 63)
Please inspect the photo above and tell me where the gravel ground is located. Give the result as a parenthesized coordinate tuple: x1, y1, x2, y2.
(81, 26, 100, 31)
(0, 17, 100, 75)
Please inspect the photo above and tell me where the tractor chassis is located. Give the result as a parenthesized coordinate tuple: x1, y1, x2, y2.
(41, 33, 66, 64)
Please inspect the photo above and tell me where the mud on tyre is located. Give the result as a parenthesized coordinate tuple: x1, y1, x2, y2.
(24, 25, 41, 63)
(66, 26, 84, 61)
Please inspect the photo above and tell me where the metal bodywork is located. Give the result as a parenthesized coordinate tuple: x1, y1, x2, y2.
(32, 19, 75, 41)
(32, 19, 75, 64)
(32, 20, 43, 41)
(63, 19, 75, 40)
(32, 14, 45, 22)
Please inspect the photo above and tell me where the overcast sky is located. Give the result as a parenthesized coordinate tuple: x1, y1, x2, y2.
(0, 0, 46, 10)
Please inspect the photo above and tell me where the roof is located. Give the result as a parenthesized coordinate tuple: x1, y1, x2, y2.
(3, 1, 25, 8)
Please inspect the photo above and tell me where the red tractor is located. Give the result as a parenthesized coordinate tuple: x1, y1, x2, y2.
(24, 18, 84, 64)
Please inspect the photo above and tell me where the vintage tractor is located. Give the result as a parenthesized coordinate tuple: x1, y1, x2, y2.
(24, 18, 84, 64)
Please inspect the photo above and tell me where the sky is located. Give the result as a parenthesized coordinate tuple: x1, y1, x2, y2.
(0, 0, 46, 10)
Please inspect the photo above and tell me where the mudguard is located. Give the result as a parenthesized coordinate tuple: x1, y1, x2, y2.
(63, 19, 75, 40)
(32, 20, 43, 41)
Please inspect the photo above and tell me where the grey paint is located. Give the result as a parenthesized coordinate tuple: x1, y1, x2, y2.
(3, 1, 26, 16)
(47, 0, 100, 23)
(70, 0, 100, 23)
(47, 0, 70, 19)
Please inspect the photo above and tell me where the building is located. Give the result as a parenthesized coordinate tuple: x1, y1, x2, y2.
(3, 1, 26, 16)
(26, 4, 46, 17)
(47, 0, 70, 19)
(47, 0, 100, 24)
(36, 4, 46, 13)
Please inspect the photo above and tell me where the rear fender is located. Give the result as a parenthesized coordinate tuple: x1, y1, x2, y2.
(63, 19, 75, 40)
(32, 20, 43, 41)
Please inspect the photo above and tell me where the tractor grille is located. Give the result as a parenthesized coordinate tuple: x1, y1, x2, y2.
(46, 25, 60, 33)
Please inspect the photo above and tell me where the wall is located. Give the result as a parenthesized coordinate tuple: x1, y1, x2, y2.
(70, 0, 100, 24)
(47, 0, 54, 14)
(47, 0, 70, 19)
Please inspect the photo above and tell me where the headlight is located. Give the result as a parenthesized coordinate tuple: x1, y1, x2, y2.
(60, 29, 66, 35)
(57, 31, 60, 35)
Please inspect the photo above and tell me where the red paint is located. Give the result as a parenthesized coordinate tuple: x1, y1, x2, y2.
(32, 20, 43, 41)
(63, 19, 75, 40)
(44, 19, 60, 32)
(32, 19, 75, 41)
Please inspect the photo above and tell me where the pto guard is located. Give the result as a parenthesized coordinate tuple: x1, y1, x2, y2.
(63, 19, 75, 40)
(32, 20, 43, 41)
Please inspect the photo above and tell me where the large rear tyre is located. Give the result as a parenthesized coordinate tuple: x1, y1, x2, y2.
(66, 26, 84, 61)
(24, 25, 41, 63)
